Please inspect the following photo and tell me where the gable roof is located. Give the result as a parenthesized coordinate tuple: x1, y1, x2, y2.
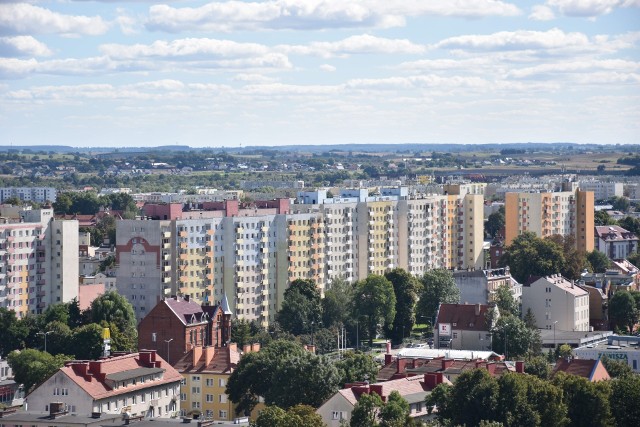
(595, 225, 638, 242)
(436, 303, 491, 331)
(56, 352, 182, 400)
(173, 345, 241, 375)
(163, 296, 208, 325)
(552, 358, 611, 382)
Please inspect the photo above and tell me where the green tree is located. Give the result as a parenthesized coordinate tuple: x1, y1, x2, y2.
(335, 351, 379, 387)
(618, 216, 640, 235)
(492, 316, 541, 358)
(486, 207, 505, 238)
(610, 373, 640, 427)
(500, 232, 566, 283)
(276, 279, 322, 336)
(226, 340, 339, 414)
(379, 391, 410, 427)
(628, 251, 640, 268)
(322, 278, 355, 329)
(88, 291, 137, 341)
(546, 234, 589, 280)
(494, 284, 519, 316)
(42, 320, 73, 356)
(70, 323, 106, 360)
(0, 308, 29, 355)
(608, 291, 638, 333)
(353, 275, 396, 347)
(350, 392, 383, 427)
(524, 355, 552, 380)
(611, 196, 631, 213)
(7, 349, 72, 393)
(384, 268, 419, 344)
(441, 369, 499, 426)
(552, 372, 613, 427)
(594, 210, 616, 226)
(587, 250, 611, 273)
(42, 303, 70, 327)
(254, 404, 325, 427)
(417, 269, 459, 326)
(600, 355, 633, 378)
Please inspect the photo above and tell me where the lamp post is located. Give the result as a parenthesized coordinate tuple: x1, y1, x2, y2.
(37, 331, 53, 353)
(164, 338, 174, 364)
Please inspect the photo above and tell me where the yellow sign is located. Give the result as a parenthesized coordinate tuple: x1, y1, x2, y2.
(102, 327, 111, 340)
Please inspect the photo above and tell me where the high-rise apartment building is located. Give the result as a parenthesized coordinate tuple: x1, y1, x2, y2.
(117, 188, 484, 324)
(0, 209, 78, 317)
(504, 189, 594, 252)
(0, 187, 57, 204)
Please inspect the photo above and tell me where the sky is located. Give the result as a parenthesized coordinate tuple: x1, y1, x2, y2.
(0, 1, 639, 148)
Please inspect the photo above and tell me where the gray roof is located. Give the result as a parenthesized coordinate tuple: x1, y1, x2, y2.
(220, 293, 233, 315)
(403, 391, 429, 404)
(0, 412, 121, 426)
(105, 367, 164, 382)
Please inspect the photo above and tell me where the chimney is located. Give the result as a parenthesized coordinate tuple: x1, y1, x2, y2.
(397, 358, 408, 374)
(192, 346, 203, 366)
(515, 361, 525, 373)
(243, 344, 251, 354)
(251, 343, 261, 353)
(370, 384, 384, 400)
(71, 362, 91, 380)
(475, 303, 481, 316)
(486, 363, 496, 376)
(424, 372, 444, 389)
(228, 342, 237, 353)
(88, 360, 104, 379)
(441, 359, 454, 370)
(384, 353, 393, 366)
(204, 346, 215, 366)
(385, 341, 392, 354)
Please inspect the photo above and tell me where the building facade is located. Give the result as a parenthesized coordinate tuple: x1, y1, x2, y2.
(0, 209, 78, 317)
(118, 188, 485, 323)
(504, 189, 594, 252)
(453, 267, 521, 305)
(522, 275, 590, 332)
(595, 225, 638, 260)
(0, 187, 57, 204)
(578, 181, 623, 201)
(434, 303, 495, 351)
(25, 351, 181, 418)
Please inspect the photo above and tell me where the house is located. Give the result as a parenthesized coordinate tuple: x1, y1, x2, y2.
(576, 284, 609, 330)
(137, 295, 232, 366)
(25, 350, 182, 418)
(434, 303, 496, 351)
(453, 267, 521, 306)
(317, 373, 450, 427)
(595, 225, 638, 261)
(522, 275, 590, 332)
(552, 358, 610, 382)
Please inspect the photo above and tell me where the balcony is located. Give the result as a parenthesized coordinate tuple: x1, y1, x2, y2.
(162, 276, 171, 283)
(37, 279, 45, 285)
(179, 231, 188, 238)
(37, 268, 45, 274)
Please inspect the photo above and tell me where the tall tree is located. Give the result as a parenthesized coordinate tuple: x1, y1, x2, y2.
(226, 340, 339, 414)
(417, 269, 459, 325)
(594, 210, 616, 226)
(0, 308, 28, 356)
(276, 279, 322, 336)
(486, 207, 505, 238)
(335, 351, 379, 386)
(587, 250, 611, 273)
(379, 391, 410, 427)
(322, 278, 355, 329)
(500, 232, 566, 283)
(552, 372, 613, 427)
(492, 316, 541, 358)
(494, 284, 519, 317)
(350, 392, 383, 427)
(353, 275, 396, 347)
(384, 268, 419, 344)
(88, 291, 137, 341)
(600, 355, 633, 379)
(7, 349, 72, 393)
(608, 291, 638, 333)
(610, 373, 640, 427)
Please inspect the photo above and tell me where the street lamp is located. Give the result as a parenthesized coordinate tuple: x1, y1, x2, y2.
(164, 338, 174, 364)
(37, 331, 53, 353)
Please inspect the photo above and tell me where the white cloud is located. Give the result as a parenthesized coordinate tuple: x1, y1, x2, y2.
(100, 38, 271, 60)
(507, 59, 640, 78)
(436, 28, 591, 51)
(0, 3, 109, 36)
(529, 5, 556, 20)
(0, 36, 52, 57)
(278, 34, 426, 57)
(145, 0, 521, 32)
(320, 64, 336, 72)
(545, 0, 640, 17)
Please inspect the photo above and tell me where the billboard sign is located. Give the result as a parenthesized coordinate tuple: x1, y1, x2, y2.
(438, 323, 451, 337)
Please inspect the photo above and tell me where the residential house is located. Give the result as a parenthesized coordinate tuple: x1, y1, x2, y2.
(317, 373, 450, 427)
(453, 267, 521, 306)
(552, 358, 611, 382)
(595, 225, 638, 261)
(434, 303, 496, 351)
(25, 351, 181, 418)
(522, 275, 590, 332)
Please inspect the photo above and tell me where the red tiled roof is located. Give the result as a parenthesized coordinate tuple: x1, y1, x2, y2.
(437, 303, 490, 331)
(552, 358, 611, 382)
(59, 352, 182, 400)
(173, 346, 241, 375)
(338, 375, 452, 406)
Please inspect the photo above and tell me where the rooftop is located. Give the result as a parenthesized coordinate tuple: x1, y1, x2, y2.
(436, 303, 491, 332)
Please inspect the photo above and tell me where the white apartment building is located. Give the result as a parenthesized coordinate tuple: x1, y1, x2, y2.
(453, 267, 521, 305)
(522, 275, 590, 332)
(595, 225, 638, 260)
(578, 180, 623, 201)
(0, 187, 57, 204)
(0, 209, 78, 317)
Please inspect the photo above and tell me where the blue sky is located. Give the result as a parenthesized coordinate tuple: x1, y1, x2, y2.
(0, 0, 638, 148)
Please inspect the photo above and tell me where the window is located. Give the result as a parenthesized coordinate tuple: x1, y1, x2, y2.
(192, 387, 201, 394)
(219, 394, 227, 403)
(192, 402, 200, 409)
(192, 375, 200, 382)
(205, 379, 214, 387)
(219, 410, 227, 420)
(332, 411, 346, 420)
(206, 394, 214, 402)
(218, 378, 226, 387)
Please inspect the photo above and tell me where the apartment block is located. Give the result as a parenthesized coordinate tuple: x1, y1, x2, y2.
(578, 180, 623, 201)
(119, 188, 484, 324)
(595, 225, 638, 260)
(0, 187, 57, 204)
(505, 189, 594, 252)
(453, 267, 521, 305)
(0, 209, 78, 317)
(522, 274, 590, 332)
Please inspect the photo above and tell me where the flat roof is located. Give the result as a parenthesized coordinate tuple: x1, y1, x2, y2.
(539, 330, 613, 344)
(0, 412, 121, 425)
